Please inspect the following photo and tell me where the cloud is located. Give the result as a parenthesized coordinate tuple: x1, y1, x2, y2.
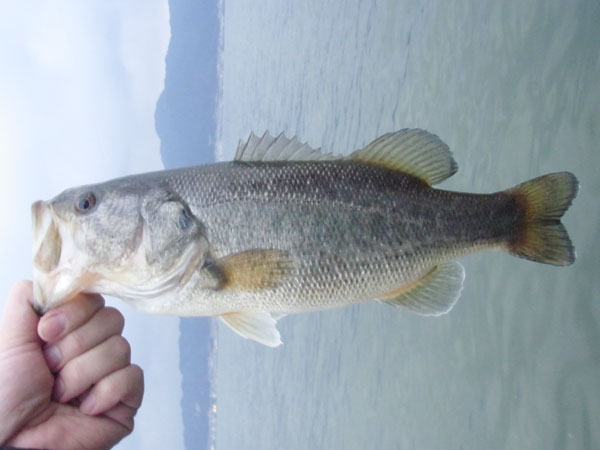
(0, 2, 178, 449)
(0, 107, 18, 233)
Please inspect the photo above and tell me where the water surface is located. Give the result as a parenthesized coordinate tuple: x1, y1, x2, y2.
(214, 1, 599, 448)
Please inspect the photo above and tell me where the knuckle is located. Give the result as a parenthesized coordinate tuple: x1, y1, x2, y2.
(122, 416, 135, 432)
(123, 365, 145, 406)
(130, 363, 144, 381)
(104, 307, 125, 332)
(129, 364, 145, 391)
(80, 292, 105, 308)
(108, 335, 131, 362)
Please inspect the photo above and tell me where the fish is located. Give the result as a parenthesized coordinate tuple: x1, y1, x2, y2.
(31, 129, 579, 346)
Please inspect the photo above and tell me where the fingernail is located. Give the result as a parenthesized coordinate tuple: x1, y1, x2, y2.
(81, 393, 96, 414)
(40, 313, 67, 341)
(53, 377, 65, 401)
(44, 345, 62, 371)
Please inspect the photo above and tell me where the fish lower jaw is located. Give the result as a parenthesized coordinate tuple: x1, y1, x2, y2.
(90, 256, 202, 312)
(33, 267, 94, 313)
(120, 291, 182, 315)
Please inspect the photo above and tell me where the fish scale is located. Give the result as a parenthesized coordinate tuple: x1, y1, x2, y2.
(160, 161, 519, 314)
(31, 129, 578, 346)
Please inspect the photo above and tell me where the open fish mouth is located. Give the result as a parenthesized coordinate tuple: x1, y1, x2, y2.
(32, 200, 59, 313)
(32, 201, 62, 274)
(31, 201, 80, 314)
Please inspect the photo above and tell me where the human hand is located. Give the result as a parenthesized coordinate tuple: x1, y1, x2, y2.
(0, 281, 144, 450)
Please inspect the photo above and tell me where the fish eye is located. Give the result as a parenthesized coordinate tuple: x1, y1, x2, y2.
(75, 192, 97, 214)
(178, 208, 194, 230)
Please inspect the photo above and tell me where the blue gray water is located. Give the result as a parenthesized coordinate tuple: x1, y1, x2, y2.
(213, 1, 599, 449)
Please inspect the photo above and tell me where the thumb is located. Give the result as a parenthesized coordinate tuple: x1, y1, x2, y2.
(0, 281, 41, 348)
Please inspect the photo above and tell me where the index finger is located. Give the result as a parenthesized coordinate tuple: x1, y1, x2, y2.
(38, 293, 105, 343)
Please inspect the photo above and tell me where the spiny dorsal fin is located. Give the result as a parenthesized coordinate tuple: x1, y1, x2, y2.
(235, 132, 336, 162)
(348, 129, 458, 185)
(219, 312, 282, 347)
(381, 261, 465, 315)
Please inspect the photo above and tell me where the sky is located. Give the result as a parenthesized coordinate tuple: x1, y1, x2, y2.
(0, 2, 184, 449)
(155, 0, 221, 447)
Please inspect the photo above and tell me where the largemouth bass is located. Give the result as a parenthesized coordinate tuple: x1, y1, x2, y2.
(32, 129, 578, 346)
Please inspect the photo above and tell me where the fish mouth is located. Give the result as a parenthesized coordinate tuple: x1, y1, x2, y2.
(32, 201, 62, 274)
(32, 201, 83, 314)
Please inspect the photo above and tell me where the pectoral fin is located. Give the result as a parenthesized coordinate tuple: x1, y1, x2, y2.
(382, 261, 465, 315)
(209, 249, 292, 291)
(220, 311, 283, 347)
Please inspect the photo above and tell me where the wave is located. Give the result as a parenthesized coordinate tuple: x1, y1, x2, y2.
(214, 0, 225, 162)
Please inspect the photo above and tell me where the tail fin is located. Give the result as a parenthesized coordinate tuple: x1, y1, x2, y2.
(508, 172, 578, 266)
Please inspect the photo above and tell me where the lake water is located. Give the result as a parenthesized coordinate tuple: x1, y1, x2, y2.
(213, 1, 599, 449)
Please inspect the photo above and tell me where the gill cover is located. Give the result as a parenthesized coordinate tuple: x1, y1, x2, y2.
(140, 189, 206, 268)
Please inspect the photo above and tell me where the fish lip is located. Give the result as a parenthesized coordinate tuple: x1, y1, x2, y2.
(32, 301, 46, 316)
(31, 201, 48, 254)
(32, 200, 51, 311)
(31, 200, 69, 312)
(32, 202, 61, 271)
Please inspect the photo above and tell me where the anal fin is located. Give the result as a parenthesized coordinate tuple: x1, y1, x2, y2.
(382, 261, 465, 315)
(220, 311, 283, 347)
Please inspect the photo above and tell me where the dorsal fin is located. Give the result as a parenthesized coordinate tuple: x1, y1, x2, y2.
(348, 129, 458, 185)
(235, 132, 337, 162)
(234, 130, 458, 185)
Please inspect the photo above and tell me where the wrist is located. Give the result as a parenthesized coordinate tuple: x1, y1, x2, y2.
(0, 356, 33, 445)
(0, 419, 18, 445)
(0, 378, 20, 445)
(0, 393, 21, 445)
